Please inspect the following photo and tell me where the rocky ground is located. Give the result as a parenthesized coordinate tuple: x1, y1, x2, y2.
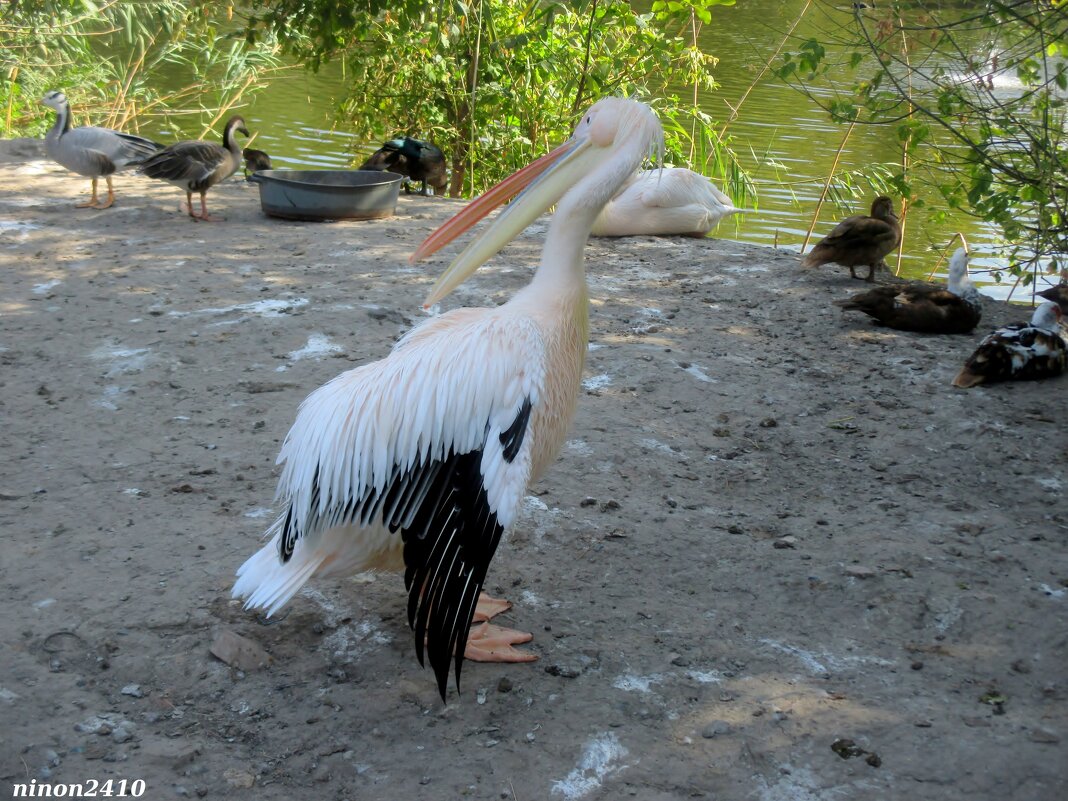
(1, 139, 1066, 800)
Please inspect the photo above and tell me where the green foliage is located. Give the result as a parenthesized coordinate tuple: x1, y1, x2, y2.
(241, 0, 753, 204)
(777, 1, 1068, 285)
(1, 1, 280, 138)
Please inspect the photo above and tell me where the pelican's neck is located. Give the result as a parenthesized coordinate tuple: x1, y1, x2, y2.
(528, 208, 594, 294)
(528, 140, 640, 296)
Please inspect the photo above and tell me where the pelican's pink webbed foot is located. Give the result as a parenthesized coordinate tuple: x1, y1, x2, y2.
(473, 592, 512, 622)
(463, 592, 537, 663)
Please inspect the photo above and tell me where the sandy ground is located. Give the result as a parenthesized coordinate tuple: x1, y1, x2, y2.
(1, 138, 1066, 801)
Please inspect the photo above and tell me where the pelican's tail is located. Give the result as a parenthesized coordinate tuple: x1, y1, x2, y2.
(231, 531, 331, 617)
(232, 520, 398, 616)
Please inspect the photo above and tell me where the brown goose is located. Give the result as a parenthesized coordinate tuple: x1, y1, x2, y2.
(802, 196, 901, 281)
(835, 248, 982, 333)
(139, 116, 249, 221)
(952, 302, 1067, 388)
(1037, 283, 1068, 315)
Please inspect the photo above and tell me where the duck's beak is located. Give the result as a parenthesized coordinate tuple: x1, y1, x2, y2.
(411, 134, 600, 308)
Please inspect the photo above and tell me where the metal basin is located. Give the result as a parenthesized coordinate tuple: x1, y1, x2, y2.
(249, 169, 403, 221)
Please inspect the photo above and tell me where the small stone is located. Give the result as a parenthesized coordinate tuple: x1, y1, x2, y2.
(209, 629, 273, 672)
(670, 654, 690, 667)
(865, 753, 882, 768)
(223, 769, 255, 789)
(1011, 659, 1032, 674)
(121, 684, 144, 698)
(580, 497, 597, 507)
(1029, 728, 1060, 744)
(845, 565, 876, 579)
(111, 726, 135, 744)
(700, 720, 731, 739)
(911, 661, 923, 671)
(773, 536, 797, 550)
(544, 664, 581, 679)
(600, 499, 621, 512)
(497, 677, 513, 693)
(759, 417, 778, 428)
(83, 742, 109, 760)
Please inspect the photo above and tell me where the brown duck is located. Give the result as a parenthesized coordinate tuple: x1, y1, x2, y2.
(835, 248, 982, 333)
(242, 147, 272, 179)
(952, 302, 1067, 388)
(802, 196, 901, 281)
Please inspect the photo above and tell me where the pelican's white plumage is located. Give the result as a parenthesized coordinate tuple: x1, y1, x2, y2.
(232, 97, 664, 697)
(590, 167, 743, 237)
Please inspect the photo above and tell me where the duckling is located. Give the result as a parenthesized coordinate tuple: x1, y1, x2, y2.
(139, 116, 249, 221)
(952, 301, 1066, 387)
(802, 196, 901, 281)
(39, 90, 161, 209)
(835, 248, 982, 333)
(242, 147, 272, 179)
(360, 136, 447, 196)
(590, 168, 746, 237)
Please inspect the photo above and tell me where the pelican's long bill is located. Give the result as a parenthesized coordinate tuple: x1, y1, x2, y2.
(411, 135, 599, 308)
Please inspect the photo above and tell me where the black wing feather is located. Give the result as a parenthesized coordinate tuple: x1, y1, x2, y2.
(276, 397, 532, 698)
(403, 448, 505, 699)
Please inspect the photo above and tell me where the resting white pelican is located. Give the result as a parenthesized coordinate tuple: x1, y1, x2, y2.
(590, 167, 744, 237)
(232, 97, 664, 697)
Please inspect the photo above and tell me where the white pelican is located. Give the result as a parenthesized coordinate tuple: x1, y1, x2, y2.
(232, 97, 664, 697)
(589, 167, 743, 237)
(39, 90, 161, 210)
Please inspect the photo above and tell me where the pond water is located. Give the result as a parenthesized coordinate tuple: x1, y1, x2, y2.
(143, 0, 1059, 301)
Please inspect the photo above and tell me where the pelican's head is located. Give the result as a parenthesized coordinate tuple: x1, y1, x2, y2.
(412, 97, 663, 307)
(40, 90, 69, 112)
(1031, 300, 1063, 332)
